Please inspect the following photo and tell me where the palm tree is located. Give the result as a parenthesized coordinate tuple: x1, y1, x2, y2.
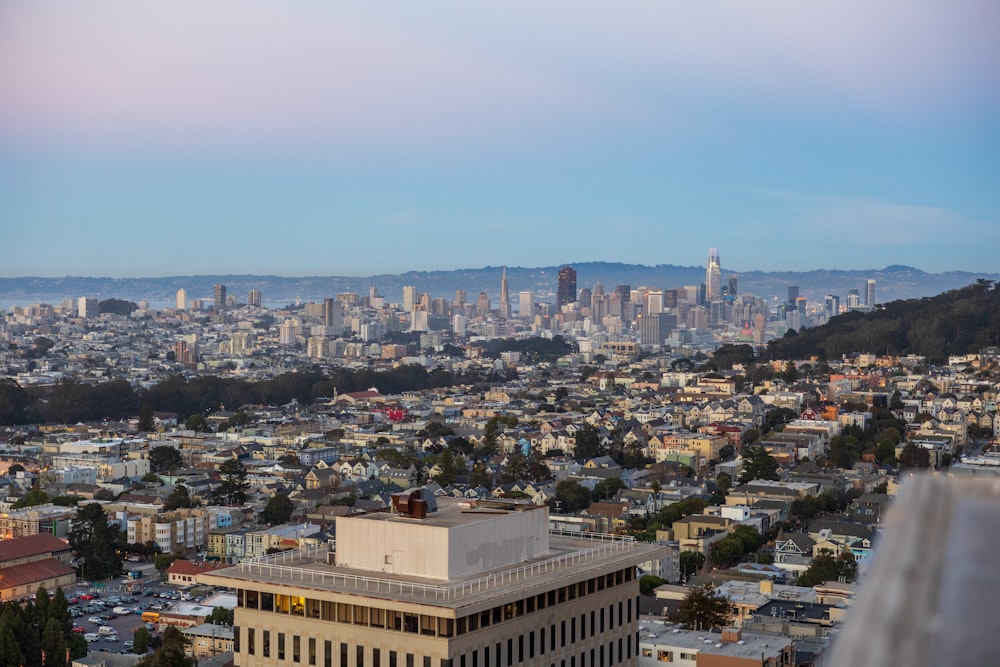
(650, 480, 662, 513)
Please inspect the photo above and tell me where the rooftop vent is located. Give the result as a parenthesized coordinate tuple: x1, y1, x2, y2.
(390, 487, 438, 519)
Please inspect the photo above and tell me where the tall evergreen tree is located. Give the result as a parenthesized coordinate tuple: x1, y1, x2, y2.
(213, 458, 249, 505)
(69, 503, 123, 580)
(0, 604, 28, 667)
(41, 617, 67, 667)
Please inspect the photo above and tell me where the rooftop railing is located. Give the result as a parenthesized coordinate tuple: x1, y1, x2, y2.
(235, 531, 640, 601)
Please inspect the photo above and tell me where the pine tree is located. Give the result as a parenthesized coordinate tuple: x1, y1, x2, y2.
(41, 617, 67, 667)
(0, 621, 25, 667)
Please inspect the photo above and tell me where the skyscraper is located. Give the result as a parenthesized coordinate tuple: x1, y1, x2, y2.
(557, 266, 577, 308)
(866, 279, 876, 309)
(213, 284, 227, 312)
(518, 290, 534, 318)
(706, 248, 722, 300)
(323, 297, 343, 331)
(175, 288, 187, 310)
(247, 289, 262, 308)
(498, 266, 511, 319)
(402, 286, 417, 312)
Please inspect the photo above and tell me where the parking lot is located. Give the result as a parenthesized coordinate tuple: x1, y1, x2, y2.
(69, 565, 214, 653)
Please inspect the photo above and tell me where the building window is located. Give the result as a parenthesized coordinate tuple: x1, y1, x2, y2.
(357, 645, 364, 667)
(247, 628, 255, 656)
(309, 638, 316, 665)
(657, 650, 673, 662)
(389, 650, 397, 667)
(262, 631, 270, 658)
(324, 640, 331, 667)
(233, 626, 240, 653)
(278, 632, 285, 660)
(293, 635, 300, 662)
(341, 643, 348, 667)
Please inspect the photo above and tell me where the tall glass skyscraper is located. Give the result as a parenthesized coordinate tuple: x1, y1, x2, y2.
(706, 248, 722, 300)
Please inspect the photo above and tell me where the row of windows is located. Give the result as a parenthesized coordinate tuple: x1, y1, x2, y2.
(236, 568, 635, 640)
(239, 630, 642, 667)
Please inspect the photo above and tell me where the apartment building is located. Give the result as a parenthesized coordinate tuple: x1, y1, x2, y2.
(198, 493, 667, 666)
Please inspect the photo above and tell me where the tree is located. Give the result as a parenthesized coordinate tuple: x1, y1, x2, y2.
(137, 402, 156, 433)
(481, 415, 518, 455)
(639, 575, 667, 596)
(133, 626, 152, 654)
(184, 413, 211, 433)
(213, 458, 249, 505)
(207, 606, 234, 625)
(573, 424, 601, 461)
(553, 480, 591, 513)
(738, 446, 780, 484)
(0, 621, 25, 667)
(874, 440, 897, 465)
(593, 477, 624, 501)
(41, 616, 67, 667)
(261, 493, 294, 525)
(278, 453, 300, 466)
(716, 472, 733, 494)
(898, 443, 931, 469)
(527, 449, 552, 483)
(470, 463, 493, 488)
(797, 552, 857, 587)
(671, 584, 731, 631)
(432, 449, 459, 487)
(498, 448, 531, 484)
(69, 502, 122, 580)
(164, 485, 193, 511)
(7, 463, 24, 475)
(150, 445, 182, 473)
(155, 553, 179, 572)
(828, 434, 863, 469)
(11, 485, 49, 509)
(679, 551, 705, 579)
(136, 626, 193, 667)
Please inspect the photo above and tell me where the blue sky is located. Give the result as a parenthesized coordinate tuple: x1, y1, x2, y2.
(1, 1, 998, 277)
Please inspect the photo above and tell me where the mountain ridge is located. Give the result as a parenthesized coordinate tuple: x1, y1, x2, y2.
(1, 263, 996, 309)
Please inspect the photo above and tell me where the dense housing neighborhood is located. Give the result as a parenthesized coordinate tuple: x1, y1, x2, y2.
(1, 273, 998, 666)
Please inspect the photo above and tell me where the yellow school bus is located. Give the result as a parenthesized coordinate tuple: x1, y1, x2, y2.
(141, 611, 160, 624)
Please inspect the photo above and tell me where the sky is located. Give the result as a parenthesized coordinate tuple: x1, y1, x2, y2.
(1, 1, 998, 278)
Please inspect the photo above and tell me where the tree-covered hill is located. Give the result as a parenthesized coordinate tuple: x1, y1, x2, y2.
(766, 280, 1000, 363)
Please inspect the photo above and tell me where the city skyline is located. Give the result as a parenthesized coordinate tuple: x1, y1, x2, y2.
(1, 1, 998, 278)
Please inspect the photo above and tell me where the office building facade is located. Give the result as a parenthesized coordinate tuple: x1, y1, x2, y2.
(557, 266, 577, 309)
(200, 496, 664, 667)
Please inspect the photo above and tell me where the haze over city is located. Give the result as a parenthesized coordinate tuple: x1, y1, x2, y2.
(2, 1, 999, 278)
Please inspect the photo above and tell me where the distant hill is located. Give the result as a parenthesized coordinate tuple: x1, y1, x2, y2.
(765, 280, 1000, 363)
(1, 263, 998, 309)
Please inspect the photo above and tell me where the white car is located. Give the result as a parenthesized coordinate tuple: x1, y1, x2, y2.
(105, 635, 118, 642)
(88, 617, 103, 625)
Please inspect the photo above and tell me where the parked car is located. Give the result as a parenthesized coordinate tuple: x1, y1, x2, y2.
(85, 633, 100, 643)
(79, 594, 95, 601)
(72, 626, 85, 633)
(104, 635, 118, 642)
(88, 617, 103, 625)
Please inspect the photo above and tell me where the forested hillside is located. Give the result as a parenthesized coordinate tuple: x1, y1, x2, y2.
(766, 280, 1000, 363)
